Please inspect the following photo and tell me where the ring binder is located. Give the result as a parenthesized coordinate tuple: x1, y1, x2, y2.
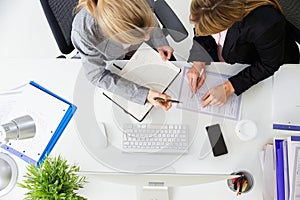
(0, 81, 77, 166)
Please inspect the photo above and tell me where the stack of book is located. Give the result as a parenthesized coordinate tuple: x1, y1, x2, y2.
(274, 136, 300, 200)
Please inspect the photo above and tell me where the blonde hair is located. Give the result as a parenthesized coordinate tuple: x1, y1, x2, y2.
(190, 0, 282, 36)
(76, 0, 156, 44)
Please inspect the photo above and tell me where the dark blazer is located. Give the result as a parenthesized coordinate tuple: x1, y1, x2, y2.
(189, 5, 300, 95)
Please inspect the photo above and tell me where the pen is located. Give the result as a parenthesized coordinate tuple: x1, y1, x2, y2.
(191, 68, 204, 99)
(153, 97, 182, 103)
(112, 63, 122, 70)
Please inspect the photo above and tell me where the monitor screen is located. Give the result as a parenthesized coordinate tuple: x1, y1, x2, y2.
(78, 171, 238, 187)
(77, 171, 239, 200)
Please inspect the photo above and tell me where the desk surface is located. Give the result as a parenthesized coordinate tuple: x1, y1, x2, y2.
(0, 58, 292, 200)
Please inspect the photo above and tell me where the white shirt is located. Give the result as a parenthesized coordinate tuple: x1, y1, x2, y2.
(212, 29, 228, 62)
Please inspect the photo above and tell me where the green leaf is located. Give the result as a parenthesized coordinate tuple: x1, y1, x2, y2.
(18, 155, 87, 200)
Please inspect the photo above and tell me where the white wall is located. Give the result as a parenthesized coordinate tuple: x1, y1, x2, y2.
(0, 0, 194, 59)
(0, 0, 61, 58)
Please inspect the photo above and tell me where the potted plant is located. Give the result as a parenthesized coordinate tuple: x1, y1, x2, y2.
(18, 155, 87, 200)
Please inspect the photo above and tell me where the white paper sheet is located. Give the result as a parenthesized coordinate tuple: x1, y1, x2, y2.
(290, 146, 300, 200)
(0, 85, 25, 124)
(261, 144, 275, 200)
(177, 67, 242, 120)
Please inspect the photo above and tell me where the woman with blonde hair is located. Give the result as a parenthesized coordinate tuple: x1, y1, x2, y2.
(187, 0, 299, 107)
(71, 0, 174, 110)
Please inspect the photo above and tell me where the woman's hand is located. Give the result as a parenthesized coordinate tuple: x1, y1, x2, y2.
(186, 62, 206, 94)
(147, 90, 172, 111)
(201, 80, 235, 107)
(156, 46, 174, 61)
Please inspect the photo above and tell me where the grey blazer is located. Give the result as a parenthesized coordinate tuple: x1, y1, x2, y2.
(71, 8, 169, 104)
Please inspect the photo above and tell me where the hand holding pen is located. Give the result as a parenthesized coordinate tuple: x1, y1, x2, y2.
(186, 62, 206, 98)
(147, 90, 172, 111)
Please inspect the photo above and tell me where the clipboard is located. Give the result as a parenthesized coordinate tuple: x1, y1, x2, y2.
(103, 43, 181, 122)
(0, 81, 77, 166)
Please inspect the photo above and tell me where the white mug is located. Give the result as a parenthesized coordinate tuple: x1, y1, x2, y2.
(235, 120, 257, 141)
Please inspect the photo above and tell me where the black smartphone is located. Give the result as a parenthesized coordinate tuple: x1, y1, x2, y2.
(205, 124, 228, 157)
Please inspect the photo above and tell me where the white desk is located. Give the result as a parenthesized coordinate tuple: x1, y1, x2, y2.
(0, 58, 291, 200)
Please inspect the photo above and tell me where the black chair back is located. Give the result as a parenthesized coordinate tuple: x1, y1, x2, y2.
(277, 0, 300, 43)
(40, 0, 78, 55)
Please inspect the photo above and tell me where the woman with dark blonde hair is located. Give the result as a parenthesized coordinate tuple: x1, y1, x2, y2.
(187, 0, 299, 107)
(71, 0, 174, 110)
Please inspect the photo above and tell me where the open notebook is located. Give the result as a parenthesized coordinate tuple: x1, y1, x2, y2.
(103, 43, 181, 122)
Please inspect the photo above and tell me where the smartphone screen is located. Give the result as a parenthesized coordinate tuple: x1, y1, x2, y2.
(205, 124, 228, 157)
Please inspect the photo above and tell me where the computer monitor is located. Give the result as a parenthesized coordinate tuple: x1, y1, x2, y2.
(78, 171, 239, 200)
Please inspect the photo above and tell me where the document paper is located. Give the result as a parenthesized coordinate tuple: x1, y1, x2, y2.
(290, 147, 300, 200)
(0, 94, 19, 124)
(177, 67, 241, 120)
(0, 85, 26, 123)
(261, 144, 275, 200)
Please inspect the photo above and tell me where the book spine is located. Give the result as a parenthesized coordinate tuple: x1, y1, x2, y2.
(275, 139, 285, 200)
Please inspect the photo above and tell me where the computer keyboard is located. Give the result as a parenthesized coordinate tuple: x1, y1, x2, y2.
(122, 123, 188, 154)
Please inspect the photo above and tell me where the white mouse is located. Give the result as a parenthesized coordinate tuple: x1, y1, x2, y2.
(97, 123, 108, 148)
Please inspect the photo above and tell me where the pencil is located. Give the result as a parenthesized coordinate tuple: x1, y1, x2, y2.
(191, 68, 204, 98)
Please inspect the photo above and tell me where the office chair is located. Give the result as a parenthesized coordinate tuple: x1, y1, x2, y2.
(40, 0, 188, 57)
(148, 0, 188, 43)
(40, 0, 78, 56)
(277, 0, 300, 43)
